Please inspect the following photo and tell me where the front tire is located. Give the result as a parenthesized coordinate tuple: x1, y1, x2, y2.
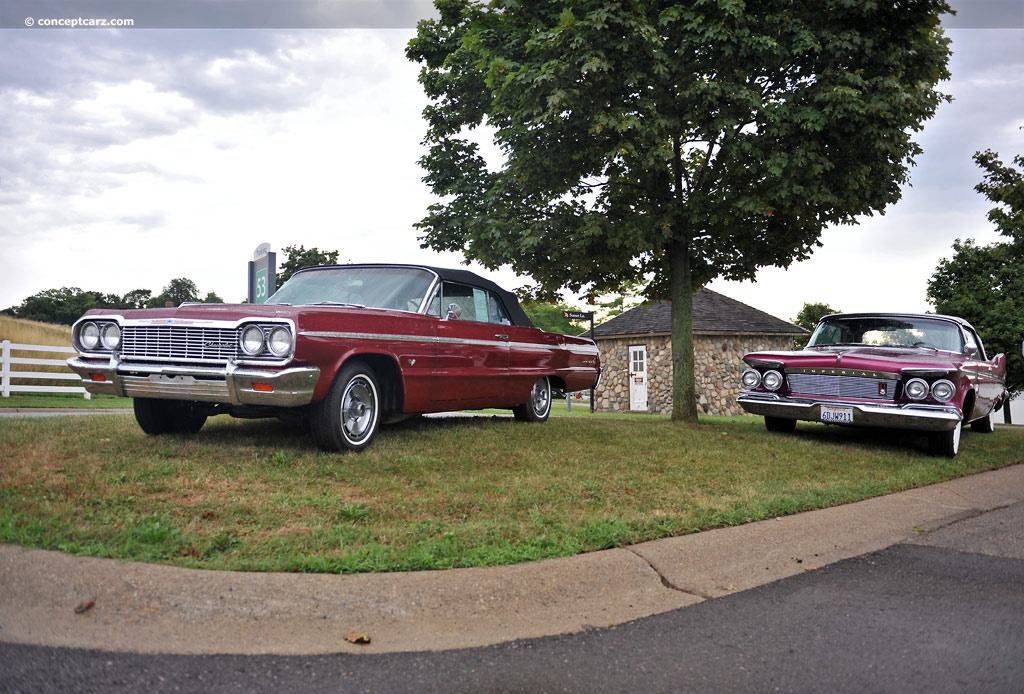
(765, 416, 797, 433)
(970, 413, 995, 433)
(513, 376, 552, 423)
(929, 419, 962, 458)
(133, 398, 208, 435)
(311, 363, 381, 452)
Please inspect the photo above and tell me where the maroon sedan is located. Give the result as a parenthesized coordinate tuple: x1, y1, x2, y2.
(67, 264, 601, 451)
(738, 313, 1008, 457)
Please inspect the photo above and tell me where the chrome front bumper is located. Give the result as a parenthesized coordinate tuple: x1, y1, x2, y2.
(737, 392, 962, 432)
(68, 356, 320, 407)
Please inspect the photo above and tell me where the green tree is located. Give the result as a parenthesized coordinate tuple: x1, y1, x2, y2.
(793, 303, 839, 332)
(521, 301, 588, 335)
(120, 289, 153, 309)
(277, 245, 340, 286)
(792, 302, 839, 348)
(927, 150, 1024, 422)
(407, 0, 952, 422)
(148, 278, 200, 308)
(7, 287, 118, 325)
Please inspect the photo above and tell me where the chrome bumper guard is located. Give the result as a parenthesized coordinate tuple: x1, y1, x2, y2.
(737, 392, 962, 432)
(68, 356, 320, 407)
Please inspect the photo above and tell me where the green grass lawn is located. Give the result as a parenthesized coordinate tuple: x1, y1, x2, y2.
(2, 408, 1021, 574)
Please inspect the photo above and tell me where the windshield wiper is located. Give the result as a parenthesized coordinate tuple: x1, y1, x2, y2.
(312, 301, 365, 308)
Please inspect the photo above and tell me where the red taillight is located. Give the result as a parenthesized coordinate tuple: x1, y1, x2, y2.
(89, 373, 107, 382)
(252, 383, 274, 393)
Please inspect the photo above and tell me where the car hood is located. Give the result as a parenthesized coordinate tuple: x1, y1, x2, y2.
(743, 345, 967, 373)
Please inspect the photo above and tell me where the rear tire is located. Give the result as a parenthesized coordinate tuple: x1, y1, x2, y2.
(311, 363, 381, 452)
(133, 398, 208, 435)
(513, 377, 552, 423)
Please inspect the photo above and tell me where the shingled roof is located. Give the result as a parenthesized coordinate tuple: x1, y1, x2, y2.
(592, 288, 806, 338)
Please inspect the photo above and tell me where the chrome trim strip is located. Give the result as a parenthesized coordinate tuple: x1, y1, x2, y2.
(302, 330, 597, 353)
(786, 366, 898, 380)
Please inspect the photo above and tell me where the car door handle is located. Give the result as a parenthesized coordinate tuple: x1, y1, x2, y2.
(495, 334, 509, 341)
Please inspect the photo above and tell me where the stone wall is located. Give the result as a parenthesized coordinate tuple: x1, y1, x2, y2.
(593, 333, 798, 416)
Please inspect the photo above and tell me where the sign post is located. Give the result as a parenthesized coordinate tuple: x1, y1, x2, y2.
(563, 310, 597, 413)
(248, 243, 277, 304)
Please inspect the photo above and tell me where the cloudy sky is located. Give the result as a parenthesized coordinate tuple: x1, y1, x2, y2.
(1, 1, 1022, 323)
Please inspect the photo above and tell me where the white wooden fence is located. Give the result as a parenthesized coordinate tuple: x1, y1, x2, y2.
(1, 340, 90, 399)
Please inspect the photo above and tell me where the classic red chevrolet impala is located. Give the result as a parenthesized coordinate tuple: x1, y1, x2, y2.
(738, 313, 1008, 457)
(67, 264, 601, 451)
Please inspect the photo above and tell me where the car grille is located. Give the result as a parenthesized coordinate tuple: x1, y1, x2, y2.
(787, 373, 897, 401)
(120, 325, 239, 364)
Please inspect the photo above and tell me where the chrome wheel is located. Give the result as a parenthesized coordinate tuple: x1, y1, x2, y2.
(513, 376, 552, 423)
(341, 374, 378, 445)
(312, 363, 382, 452)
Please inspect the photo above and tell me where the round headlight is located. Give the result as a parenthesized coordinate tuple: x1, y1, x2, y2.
(267, 326, 293, 357)
(240, 325, 266, 356)
(99, 322, 121, 350)
(905, 378, 929, 401)
(762, 370, 784, 391)
(930, 379, 956, 402)
(80, 322, 101, 350)
(741, 369, 762, 389)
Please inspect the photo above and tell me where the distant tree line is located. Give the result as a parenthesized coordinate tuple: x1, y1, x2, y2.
(3, 278, 224, 325)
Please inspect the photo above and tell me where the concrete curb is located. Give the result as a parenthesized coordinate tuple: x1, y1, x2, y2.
(1, 464, 1022, 655)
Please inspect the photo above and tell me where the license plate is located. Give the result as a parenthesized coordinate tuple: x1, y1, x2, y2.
(820, 406, 854, 424)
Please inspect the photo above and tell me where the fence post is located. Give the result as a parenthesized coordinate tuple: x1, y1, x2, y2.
(2, 340, 10, 398)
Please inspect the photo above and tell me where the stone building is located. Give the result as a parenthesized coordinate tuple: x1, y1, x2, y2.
(591, 289, 806, 416)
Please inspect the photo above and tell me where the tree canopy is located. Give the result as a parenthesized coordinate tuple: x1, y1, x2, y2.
(927, 150, 1024, 413)
(5, 277, 222, 324)
(793, 301, 839, 348)
(407, 0, 953, 421)
(277, 245, 341, 286)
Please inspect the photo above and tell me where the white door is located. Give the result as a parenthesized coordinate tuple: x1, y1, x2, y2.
(628, 345, 648, 411)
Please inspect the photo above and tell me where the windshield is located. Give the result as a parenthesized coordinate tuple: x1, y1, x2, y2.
(808, 316, 965, 353)
(266, 266, 437, 311)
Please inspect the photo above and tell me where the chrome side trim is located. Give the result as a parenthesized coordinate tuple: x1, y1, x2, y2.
(302, 330, 598, 353)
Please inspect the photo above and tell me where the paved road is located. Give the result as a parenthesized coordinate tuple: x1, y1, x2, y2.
(2, 468, 1023, 693)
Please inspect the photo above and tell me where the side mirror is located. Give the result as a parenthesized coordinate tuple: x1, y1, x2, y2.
(963, 339, 979, 358)
(445, 303, 463, 320)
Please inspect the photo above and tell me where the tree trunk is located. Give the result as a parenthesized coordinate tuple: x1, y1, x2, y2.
(668, 240, 699, 423)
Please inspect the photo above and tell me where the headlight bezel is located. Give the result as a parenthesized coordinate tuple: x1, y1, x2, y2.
(762, 370, 784, 392)
(741, 369, 762, 389)
(930, 379, 956, 403)
(238, 322, 295, 361)
(76, 319, 121, 353)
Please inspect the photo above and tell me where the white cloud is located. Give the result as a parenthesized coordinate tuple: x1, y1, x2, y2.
(0, 18, 1022, 327)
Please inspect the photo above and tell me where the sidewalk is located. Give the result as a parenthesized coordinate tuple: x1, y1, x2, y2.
(1, 464, 1022, 656)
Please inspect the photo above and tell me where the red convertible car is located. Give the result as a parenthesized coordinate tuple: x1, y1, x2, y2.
(67, 264, 601, 451)
(738, 313, 1008, 457)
